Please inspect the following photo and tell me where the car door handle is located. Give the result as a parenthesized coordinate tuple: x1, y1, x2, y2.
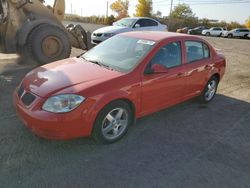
(205, 65, 211, 70)
(177, 72, 184, 77)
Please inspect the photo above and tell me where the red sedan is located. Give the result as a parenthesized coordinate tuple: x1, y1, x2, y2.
(13, 31, 226, 143)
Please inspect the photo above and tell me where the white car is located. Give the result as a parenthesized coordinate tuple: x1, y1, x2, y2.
(201, 27, 226, 36)
(91, 17, 167, 44)
(222, 28, 249, 38)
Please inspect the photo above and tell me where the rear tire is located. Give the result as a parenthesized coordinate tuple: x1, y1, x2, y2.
(26, 24, 71, 64)
(92, 100, 133, 144)
(199, 76, 219, 104)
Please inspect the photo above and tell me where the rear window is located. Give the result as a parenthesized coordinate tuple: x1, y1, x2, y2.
(185, 41, 210, 63)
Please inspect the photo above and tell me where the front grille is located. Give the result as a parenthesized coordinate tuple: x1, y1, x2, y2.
(17, 85, 24, 97)
(17, 84, 36, 106)
(92, 40, 102, 44)
(21, 92, 36, 106)
(93, 33, 102, 37)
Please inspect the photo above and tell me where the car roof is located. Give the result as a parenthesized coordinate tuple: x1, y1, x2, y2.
(121, 17, 159, 22)
(119, 31, 205, 42)
(124, 17, 155, 20)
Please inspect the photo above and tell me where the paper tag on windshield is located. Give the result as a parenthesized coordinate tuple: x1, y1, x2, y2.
(137, 40, 155, 45)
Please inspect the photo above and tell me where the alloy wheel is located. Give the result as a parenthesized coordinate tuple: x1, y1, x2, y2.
(101, 108, 129, 140)
(205, 80, 217, 101)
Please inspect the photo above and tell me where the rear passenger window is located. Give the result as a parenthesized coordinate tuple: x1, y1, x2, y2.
(203, 43, 209, 58)
(146, 19, 158, 27)
(239, 29, 249, 32)
(185, 41, 210, 63)
(214, 28, 222, 31)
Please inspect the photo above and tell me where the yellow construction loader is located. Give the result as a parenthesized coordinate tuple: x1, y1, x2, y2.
(0, 0, 91, 64)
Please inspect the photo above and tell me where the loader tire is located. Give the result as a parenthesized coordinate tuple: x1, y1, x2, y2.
(27, 24, 71, 64)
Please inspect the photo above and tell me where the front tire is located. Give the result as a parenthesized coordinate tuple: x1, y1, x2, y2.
(199, 76, 219, 103)
(205, 32, 210, 36)
(92, 100, 133, 144)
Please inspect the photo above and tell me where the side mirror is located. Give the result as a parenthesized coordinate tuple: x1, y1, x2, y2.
(145, 64, 168, 74)
(134, 24, 141, 28)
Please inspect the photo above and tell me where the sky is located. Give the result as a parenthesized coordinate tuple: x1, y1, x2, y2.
(45, 0, 250, 24)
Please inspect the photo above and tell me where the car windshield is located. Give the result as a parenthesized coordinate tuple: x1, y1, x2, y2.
(82, 35, 155, 72)
(114, 18, 136, 27)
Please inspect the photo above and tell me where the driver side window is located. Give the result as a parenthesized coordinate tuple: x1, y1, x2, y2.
(150, 42, 182, 68)
(134, 19, 147, 28)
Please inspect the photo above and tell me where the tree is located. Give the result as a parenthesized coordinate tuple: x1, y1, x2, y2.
(135, 0, 153, 17)
(155, 10, 162, 18)
(227, 21, 245, 30)
(246, 16, 250, 29)
(110, 0, 129, 19)
(170, 4, 195, 19)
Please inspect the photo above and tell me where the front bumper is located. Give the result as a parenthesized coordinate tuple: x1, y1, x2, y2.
(91, 34, 110, 44)
(13, 91, 95, 140)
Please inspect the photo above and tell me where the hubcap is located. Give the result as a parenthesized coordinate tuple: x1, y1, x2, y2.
(101, 108, 128, 140)
(205, 80, 217, 101)
(42, 36, 63, 58)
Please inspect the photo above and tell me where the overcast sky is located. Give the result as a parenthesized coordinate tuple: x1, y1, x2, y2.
(45, 0, 250, 24)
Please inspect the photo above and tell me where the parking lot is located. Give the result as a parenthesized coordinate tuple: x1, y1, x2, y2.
(0, 26, 250, 187)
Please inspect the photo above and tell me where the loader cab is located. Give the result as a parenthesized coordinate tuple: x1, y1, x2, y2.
(0, 0, 8, 24)
(0, 0, 8, 52)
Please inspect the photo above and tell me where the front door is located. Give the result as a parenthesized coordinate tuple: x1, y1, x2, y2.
(141, 41, 187, 115)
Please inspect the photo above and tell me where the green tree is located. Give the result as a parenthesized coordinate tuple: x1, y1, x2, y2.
(246, 16, 250, 28)
(110, 0, 129, 19)
(170, 4, 195, 19)
(227, 21, 245, 30)
(135, 0, 153, 17)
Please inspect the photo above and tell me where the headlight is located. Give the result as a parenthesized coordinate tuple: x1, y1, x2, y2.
(103, 33, 115, 37)
(42, 94, 85, 113)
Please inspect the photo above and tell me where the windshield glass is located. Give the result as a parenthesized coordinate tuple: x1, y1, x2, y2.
(114, 18, 137, 27)
(82, 35, 156, 72)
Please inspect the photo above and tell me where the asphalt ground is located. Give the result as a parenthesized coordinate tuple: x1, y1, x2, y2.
(0, 24, 250, 188)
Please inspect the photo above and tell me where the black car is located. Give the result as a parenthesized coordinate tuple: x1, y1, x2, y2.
(188, 26, 209, 35)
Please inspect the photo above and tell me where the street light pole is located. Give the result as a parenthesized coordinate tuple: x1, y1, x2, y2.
(106, 1, 109, 17)
(169, 0, 173, 31)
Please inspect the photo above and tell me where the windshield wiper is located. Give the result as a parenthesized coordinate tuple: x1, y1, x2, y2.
(77, 51, 87, 58)
(83, 58, 114, 70)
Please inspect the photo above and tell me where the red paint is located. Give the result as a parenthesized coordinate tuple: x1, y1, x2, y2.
(13, 32, 226, 140)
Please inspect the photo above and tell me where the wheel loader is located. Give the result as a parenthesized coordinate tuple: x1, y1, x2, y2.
(0, 0, 91, 64)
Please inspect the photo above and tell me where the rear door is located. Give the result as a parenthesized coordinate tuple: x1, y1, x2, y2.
(183, 40, 212, 97)
(212, 28, 222, 36)
(239, 29, 249, 37)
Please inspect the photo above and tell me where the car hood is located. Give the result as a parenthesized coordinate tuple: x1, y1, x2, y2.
(93, 25, 131, 34)
(22, 57, 123, 98)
